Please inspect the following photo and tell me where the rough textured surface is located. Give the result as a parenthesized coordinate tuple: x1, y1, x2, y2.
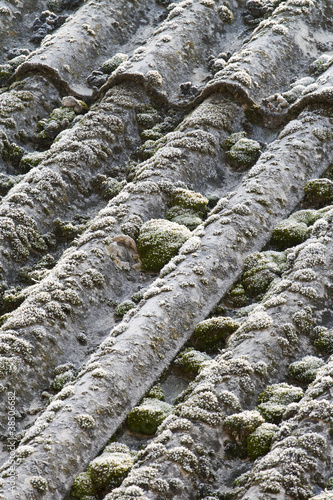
(0, 0, 333, 499)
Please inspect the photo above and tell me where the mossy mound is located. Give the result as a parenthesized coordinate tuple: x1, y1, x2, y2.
(218, 5, 234, 23)
(52, 369, 75, 391)
(241, 251, 285, 298)
(314, 327, 333, 353)
(137, 219, 191, 272)
(271, 219, 308, 250)
(147, 385, 165, 401)
(174, 348, 210, 378)
(193, 316, 239, 350)
(304, 178, 333, 208)
(257, 383, 303, 406)
(72, 472, 95, 498)
(289, 209, 321, 226)
(224, 131, 246, 149)
(88, 452, 134, 490)
(19, 151, 47, 174)
(223, 283, 247, 308)
(2, 141, 24, 166)
(1, 289, 26, 314)
(102, 53, 128, 74)
(127, 398, 173, 435)
(309, 54, 333, 75)
(271, 209, 323, 250)
(114, 300, 136, 318)
(72, 444, 135, 497)
(224, 410, 264, 438)
(256, 402, 286, 424)
(226, 138, 261, 169)
(247, 423, 278, 460)
(166, 206, 202, 231)
(37, 106, 76, 142)
(289, 356, 324, 384)
(256, 383, 303, 423)
(171, 188, 208, 214)
(0, 173, 24, 196)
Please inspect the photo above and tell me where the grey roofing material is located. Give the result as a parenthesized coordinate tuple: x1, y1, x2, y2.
(1, 0, 333, 498)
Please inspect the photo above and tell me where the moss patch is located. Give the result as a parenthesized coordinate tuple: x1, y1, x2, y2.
(256, 383, 303, 423)
(289, 356, 324, 384)
(304, 178, 333, 208)
(137, 219, 191, 272)
(314, 327, 333, 354)
(174, 348, 210, 378)
(127, 398, 173, 435)
(226, 137, 261, 169)
(247, 423, 278, 460)
(193, 316, 240, 350)
(241, 251, 285, 298)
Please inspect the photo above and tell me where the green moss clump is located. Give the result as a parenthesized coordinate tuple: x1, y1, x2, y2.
(241, 251, 285, 298)
(127, 398, 173, 435)
(326, 478, 333, 490)
(147, 384, 165, 400)
(137, 219, 191, 272)
(54, 218, 86, 241)
(304, 178, 333, 208)
(224, 411, 264, 439)
(289, 356, 324, 384)
(114, 300, 135, 318)
(136, 112, 160, 129)
(140, 127, 164, 141)
(37, 106, 76, 142)
(193, 316, 240, 350)
(131, 290, 144, 303)
(135, 139, 160, 160)
(1, 289, 26, 314)
(52, 370, 75, 391)
(247, 423, 278, 460)
(166, 206, 202, 231)
(314, 327, 333, 353)
(256, 402, 287, 424)
(102, 53, 128, 74)
(0, 173, 23, 196)
(19, 152, 47, 174)
(271, 209, 323, 250)
(226, 138, 261, 169)
(223, 283, 248, 308)
(171, 188, 208, 216)
(309, 54, 333, 75)
(0, 64, 13, 81)
(72, 443, 136, 498)
(289, 209, 321, 226)
(271, 219, 308, 250)
(258, 383, 303, 405)
(217, 5, 234, 23)
(30, 476, 47, 492)
(72, 472, 95, 498)
(91, 175, 126, 200)
(256, 383, 303, 423)
(282, 85, 305, 104)
(224, 131, 247, 149)
(2, 142, 24, 166)
(174, 348, 210, 378)
(88, 451, 134, 490)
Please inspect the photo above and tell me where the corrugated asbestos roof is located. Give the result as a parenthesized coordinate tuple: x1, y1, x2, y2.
(1, 0, 333, 498)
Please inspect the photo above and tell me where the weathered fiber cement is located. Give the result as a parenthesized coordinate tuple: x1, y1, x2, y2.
(0, 0, 333, 499)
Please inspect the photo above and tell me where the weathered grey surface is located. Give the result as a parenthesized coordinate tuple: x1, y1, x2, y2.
(1, 107, 333, 497)
(14, 0, 165, 98)
(0, 0, 333, 499)
(109, 206, 333, 499)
